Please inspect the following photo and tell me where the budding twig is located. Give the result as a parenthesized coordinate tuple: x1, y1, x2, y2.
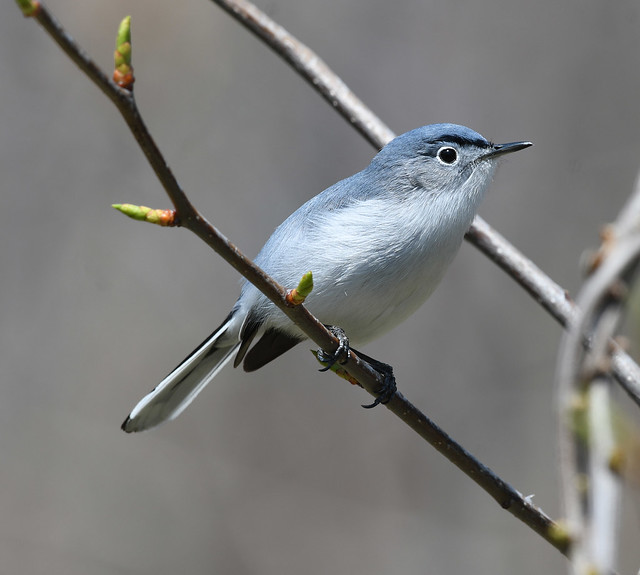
(112, 204, 176, 227)
(285, 271, 313, 306)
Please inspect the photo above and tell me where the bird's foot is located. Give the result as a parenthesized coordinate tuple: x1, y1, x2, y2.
(356, 353, 397, 408)
(317, 325, 350, 371)
(317, 326, 397, 408)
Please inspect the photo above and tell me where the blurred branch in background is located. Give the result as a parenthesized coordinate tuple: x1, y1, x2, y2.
(556, 174, 640, 574)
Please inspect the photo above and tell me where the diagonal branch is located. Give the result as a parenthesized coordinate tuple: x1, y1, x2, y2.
(20, 2, 380, 397)
(18, 0, 571, 554)
(208, 0, 640, 410)
(212, 0, 395, 150)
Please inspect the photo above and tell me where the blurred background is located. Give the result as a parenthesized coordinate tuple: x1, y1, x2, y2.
(1, 0, 640, 573)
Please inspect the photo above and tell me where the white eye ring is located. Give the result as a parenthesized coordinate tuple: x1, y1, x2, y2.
(437, 146, 458, 165)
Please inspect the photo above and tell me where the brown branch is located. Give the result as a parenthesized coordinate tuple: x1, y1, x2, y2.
(211, 0, 395, 150)
(18, 0, 571, 555)
(207, 0, 640, 409)
(383, 390, 566, 551)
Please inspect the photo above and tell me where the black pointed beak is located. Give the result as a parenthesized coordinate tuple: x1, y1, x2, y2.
(482, 140, 532, 160)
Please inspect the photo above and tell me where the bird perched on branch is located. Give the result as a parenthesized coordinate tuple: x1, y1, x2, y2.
(122, 123, 531, 432)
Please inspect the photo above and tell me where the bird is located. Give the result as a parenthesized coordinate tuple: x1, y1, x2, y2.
(121, 123, 531, 432)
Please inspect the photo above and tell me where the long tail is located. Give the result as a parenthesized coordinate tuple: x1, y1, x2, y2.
(121, 317, 240, 433)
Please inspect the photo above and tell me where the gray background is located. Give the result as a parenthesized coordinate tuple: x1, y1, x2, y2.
(1, 0, 639, 573)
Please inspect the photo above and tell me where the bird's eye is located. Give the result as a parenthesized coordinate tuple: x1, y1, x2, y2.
(437, 146, 458, 164)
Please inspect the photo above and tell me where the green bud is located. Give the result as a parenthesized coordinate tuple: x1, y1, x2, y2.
(116, 16, 132, 62)
(16, 0, 41, 17)
(296, 271, 314, 299)
(112, 203, 150, 221)
(112, 204, 176, 227)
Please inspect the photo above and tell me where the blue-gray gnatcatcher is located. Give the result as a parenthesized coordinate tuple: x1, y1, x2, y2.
(122, 123, 531, 432)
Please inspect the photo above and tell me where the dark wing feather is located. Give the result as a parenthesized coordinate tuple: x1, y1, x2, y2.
(242, 329, 303, 372)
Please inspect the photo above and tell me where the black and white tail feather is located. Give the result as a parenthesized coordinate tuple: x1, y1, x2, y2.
(121, 310, 304, 432)
(121, 317, 240, 433)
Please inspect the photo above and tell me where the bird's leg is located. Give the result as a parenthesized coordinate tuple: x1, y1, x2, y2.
(351, 349, 397, 408)
(317, 325, 350, 371)
(317, 325, 397, 408)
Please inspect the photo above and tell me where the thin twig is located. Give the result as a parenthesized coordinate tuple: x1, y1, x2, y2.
(383, 390, 561, 547)
(19, 0, 573, 554)
(211, 0, 395, 150)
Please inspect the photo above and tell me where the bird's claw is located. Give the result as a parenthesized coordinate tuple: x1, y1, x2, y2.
(317, 326, 397, 408)
(361, 366, 397, 408)
(317, 325, 350, 371)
